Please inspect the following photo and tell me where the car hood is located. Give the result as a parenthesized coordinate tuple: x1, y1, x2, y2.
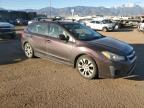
(88, 37, 133, 55)
(0, 22, 14, 27)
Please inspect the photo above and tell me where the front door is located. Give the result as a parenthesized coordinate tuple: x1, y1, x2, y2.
(45, 23, 75, 62)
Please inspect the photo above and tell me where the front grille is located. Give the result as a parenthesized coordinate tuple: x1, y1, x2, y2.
(0, 27, 13, 33)
(127, 61, 136, 75)
(127, 50, 136, 61)
(0, 26, 11, 29)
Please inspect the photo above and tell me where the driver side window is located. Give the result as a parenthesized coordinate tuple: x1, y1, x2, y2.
(48, 23, 73, 42)
(49, 23, 65, 38)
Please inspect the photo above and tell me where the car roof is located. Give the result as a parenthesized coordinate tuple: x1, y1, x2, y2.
(33, 20, 79, 25)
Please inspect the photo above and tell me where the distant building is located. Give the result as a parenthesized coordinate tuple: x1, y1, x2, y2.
(0, 10, 37, 20)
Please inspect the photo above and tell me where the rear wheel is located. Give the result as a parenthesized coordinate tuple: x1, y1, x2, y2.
(103, 27, 108, 32)
(76, 55, 98, 79)
(24, 43, 34, 58)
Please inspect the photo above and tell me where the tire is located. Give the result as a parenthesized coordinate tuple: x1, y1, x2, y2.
(76, 55, 98, 79)
(102, 27, 108, 32)
(24, 43, 34, 58)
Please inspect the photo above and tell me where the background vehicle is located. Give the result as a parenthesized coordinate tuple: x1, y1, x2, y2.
(16, 19, 28, 25)
(28, 17, 47, 25)
(0, 19, 16, 39)
(138, 20, 144, 32)
(86, 20, 115, 32)
(21, 21, 136, 79)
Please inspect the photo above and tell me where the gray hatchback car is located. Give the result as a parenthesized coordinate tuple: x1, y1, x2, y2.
(21, 21, 137, 79)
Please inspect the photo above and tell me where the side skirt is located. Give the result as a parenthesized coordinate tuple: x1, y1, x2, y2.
(34, 51, 74, 67)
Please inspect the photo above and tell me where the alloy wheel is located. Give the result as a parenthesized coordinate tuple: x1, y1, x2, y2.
(24, 43, 33, 58)
(77, 58, 95, 78)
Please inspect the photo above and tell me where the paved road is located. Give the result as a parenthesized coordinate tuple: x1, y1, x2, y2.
(0, 30, 144, 108)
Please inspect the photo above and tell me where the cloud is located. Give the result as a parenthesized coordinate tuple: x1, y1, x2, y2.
(113, 2, 144, 8)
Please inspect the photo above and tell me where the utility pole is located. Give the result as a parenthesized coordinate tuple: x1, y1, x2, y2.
(71, 9, 74, 21)
(49, 0, 51, 18)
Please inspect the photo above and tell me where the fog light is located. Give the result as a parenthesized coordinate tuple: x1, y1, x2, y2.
(109, 66, 115, 77)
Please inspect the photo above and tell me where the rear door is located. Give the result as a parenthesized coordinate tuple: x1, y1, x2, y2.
(95, 21, 102, 30)
(27, 22, 48, 54)
(89, 21, 96, 29)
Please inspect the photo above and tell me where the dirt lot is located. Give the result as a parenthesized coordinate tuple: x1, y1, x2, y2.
(0, 28, 144, 108)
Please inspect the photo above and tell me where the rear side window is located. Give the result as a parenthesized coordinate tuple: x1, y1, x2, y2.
(96, 21, 100, 24)
(90, 21, 95, 23)
(28, 23, 48, 36)
(102, 20, 112, 24)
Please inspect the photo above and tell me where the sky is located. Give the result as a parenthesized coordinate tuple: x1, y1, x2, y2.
(0, 0, 144, 10)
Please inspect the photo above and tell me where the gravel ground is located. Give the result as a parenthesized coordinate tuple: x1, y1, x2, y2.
(0, 28, 144, 108)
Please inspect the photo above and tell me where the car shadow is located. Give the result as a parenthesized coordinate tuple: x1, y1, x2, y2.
(113, 27, 134, 32)
(124, 44, 144, 81)
(0, 34, 26, 65)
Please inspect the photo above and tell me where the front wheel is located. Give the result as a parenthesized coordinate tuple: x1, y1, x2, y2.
(76, 55, 98, 79)
(24, 43, 34, 58)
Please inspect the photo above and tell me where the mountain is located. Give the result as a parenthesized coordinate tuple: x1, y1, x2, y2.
(0, 7, 4, 10)
(35, 5, 144, 16)
(23, 9, 38, 12)
(1, 5, 144, 16)
(36, 6, 116, 16)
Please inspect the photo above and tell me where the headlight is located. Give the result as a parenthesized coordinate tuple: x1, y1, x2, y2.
(102, 51, 125, 61)
(9, 24, 15, 28)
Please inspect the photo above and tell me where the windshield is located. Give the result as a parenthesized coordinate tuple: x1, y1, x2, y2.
(102, 20, 112, 24)
(62, 23, 103, 41)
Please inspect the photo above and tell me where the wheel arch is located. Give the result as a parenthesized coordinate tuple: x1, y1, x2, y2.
(102, 26, 108, 29)
(102, 27, 108, 32)
(74, 53, 99, 79)
(74, 53, 85, 68)
(23, 41, 28, 46)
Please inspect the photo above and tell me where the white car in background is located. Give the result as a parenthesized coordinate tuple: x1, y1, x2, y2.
(28, 17, 48, 25)
(138, 21, 144, 32)
(86, 20, 115, 32)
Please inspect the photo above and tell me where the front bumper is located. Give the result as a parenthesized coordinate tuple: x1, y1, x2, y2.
(97, 52, 137, 78)
(0, 29, 16, 39)
(0, 32, 15, 35)
(0, 28, 15, 35)
(108, 57, 136, 78)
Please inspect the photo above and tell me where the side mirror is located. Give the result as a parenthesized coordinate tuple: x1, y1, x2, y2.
(59, 34, 66, 40)
(59, 34, 69, 42)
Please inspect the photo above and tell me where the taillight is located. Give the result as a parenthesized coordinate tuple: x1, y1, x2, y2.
(21, 31, 25, 38)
